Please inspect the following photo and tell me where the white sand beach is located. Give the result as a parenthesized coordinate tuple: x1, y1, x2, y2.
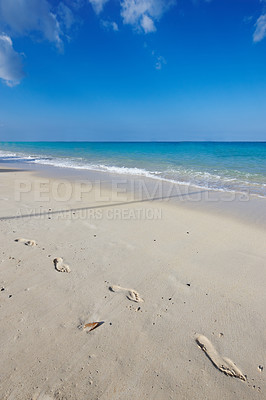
(0, 167, 265, 400)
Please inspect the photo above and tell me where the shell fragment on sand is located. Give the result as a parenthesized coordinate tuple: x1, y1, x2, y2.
(84, 322, 104, 332)
(53, 257, 71, 273)
(196, 334, 246, 381)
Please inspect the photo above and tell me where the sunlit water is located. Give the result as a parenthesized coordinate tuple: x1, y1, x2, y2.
(1, 142, 266, 197)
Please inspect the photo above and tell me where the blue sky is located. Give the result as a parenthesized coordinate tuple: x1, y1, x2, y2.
(0, 0, 266, 141)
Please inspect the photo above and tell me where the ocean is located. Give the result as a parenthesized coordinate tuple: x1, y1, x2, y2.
(0, 142, 266, 197)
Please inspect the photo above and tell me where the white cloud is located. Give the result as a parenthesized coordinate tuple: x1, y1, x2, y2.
(243, 15, 253, 24)
(64, 0, 85, 10)
(151, 49, 166, 69)
(101, 20, 119, 31)
(253, 14, 266, 42)
(141, 14, 156, 33)
(0, 0, 62, 47)
(0, 34, 24, 86)
(58, 2, 75, 30)
(155, 54, 166, 69)
(88, 0, 109, 15)
(145, 44, 166, 70)
(120, 0, 174, 33)
(0, 0, 174, 87)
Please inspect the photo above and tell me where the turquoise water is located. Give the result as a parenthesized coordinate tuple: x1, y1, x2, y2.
(0, 142, 266, 197)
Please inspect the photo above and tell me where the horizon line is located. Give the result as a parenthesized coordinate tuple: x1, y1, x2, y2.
(1, 140, 266, 144)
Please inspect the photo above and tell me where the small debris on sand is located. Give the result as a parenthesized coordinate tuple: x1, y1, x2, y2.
(84, 322, 104, 332)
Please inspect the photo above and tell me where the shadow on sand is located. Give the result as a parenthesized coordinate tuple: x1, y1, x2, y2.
(0, 169, 26, 173)
(0, 190, 206, 221)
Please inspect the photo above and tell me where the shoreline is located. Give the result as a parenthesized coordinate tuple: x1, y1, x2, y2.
(1, 141, 266, 199)
(1, 160, 266, 229)
(0, 166, 265, 400)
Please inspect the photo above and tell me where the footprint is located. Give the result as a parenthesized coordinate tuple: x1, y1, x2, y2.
(53, 257, 71, 273)
(195, 334, 246, 381)
(109, 285, 144, 303)
(15, 238, 37, 246)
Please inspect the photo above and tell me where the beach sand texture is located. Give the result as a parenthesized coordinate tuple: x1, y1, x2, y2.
(0, 168, 265, 400)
